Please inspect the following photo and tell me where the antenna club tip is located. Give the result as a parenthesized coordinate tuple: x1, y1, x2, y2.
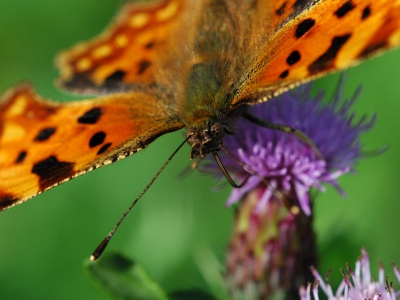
(90, 255, 97, 262)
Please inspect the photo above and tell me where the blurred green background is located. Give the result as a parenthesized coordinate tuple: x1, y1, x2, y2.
(1, 0, 400, 299)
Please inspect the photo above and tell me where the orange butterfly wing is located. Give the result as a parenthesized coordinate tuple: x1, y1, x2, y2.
(233, 0, 400, 107)
(0, 84, 183, 210)
(0, 0, 188, 210)
(268, 0, 315, 29)
(56, 0, 186, 94)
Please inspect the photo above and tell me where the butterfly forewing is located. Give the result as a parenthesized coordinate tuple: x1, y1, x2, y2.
(232, 0, 400, 107)
(267, 0, 316, 30)
(0, 84, 183, 210)
(56, 0, 187, 95)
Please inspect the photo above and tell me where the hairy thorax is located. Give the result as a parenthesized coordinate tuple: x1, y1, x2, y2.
(179, 60, 241, 158)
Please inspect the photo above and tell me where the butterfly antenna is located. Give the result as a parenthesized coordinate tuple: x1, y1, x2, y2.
(91, 137, 189, 261)
(219, 144, 300, 215)
(212, 152, 249, 188)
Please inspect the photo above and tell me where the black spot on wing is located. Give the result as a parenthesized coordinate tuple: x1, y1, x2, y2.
(334, 1, 355, 18)
(286, 51, 301, 65)
(78, 108, 102, 124)
(362, 6, 371, 20)
(276, 2, 286, 16)
(358, 41, 388, 58)
(32, 156, 74, 190)
(15, 151, 27, 164)
(295, 19, 315, 38)
(89, 132, 106, 148)
(138, 60, 151, 75)
(145, 42, 155, 49)
(97, 143, 112, 155)
(34, 127, 56, 141)
(308, 34, 351, 74)
(0, 194, 19, 211)
(105, 70, 126, 83)
(279, 70, 289, 78)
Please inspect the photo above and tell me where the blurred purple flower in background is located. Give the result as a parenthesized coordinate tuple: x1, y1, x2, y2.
(300, 249, 400, 300)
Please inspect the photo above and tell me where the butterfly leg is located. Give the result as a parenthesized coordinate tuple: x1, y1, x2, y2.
(242, 112, 323, 159)
(212, 152, 249, 188)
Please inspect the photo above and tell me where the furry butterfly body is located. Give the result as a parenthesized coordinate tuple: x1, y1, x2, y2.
(1, 0, 400, 210)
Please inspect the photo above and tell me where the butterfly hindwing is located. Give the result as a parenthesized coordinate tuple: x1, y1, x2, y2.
(0, 84, 183, 210)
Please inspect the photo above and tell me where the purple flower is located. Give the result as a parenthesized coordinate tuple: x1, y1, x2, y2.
(202, 82, 375, 299)
(300, 249, 400, 300)
(204, 81, 374, 215)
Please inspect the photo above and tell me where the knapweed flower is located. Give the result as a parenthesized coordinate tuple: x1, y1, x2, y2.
(202, 81, 375, 299)
(299, 249, 400, 300)
(205, 81, 375, 216)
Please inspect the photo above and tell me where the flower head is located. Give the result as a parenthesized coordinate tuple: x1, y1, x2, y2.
(202, 81, 375, 299)
(300, 249, 400, 300)
(204, 81, 374, 215)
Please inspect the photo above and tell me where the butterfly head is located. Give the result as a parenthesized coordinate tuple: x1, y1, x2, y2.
(187, 122, 228, 158)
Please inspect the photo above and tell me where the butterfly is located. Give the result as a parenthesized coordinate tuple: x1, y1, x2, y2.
(1, 0, 400, 213)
